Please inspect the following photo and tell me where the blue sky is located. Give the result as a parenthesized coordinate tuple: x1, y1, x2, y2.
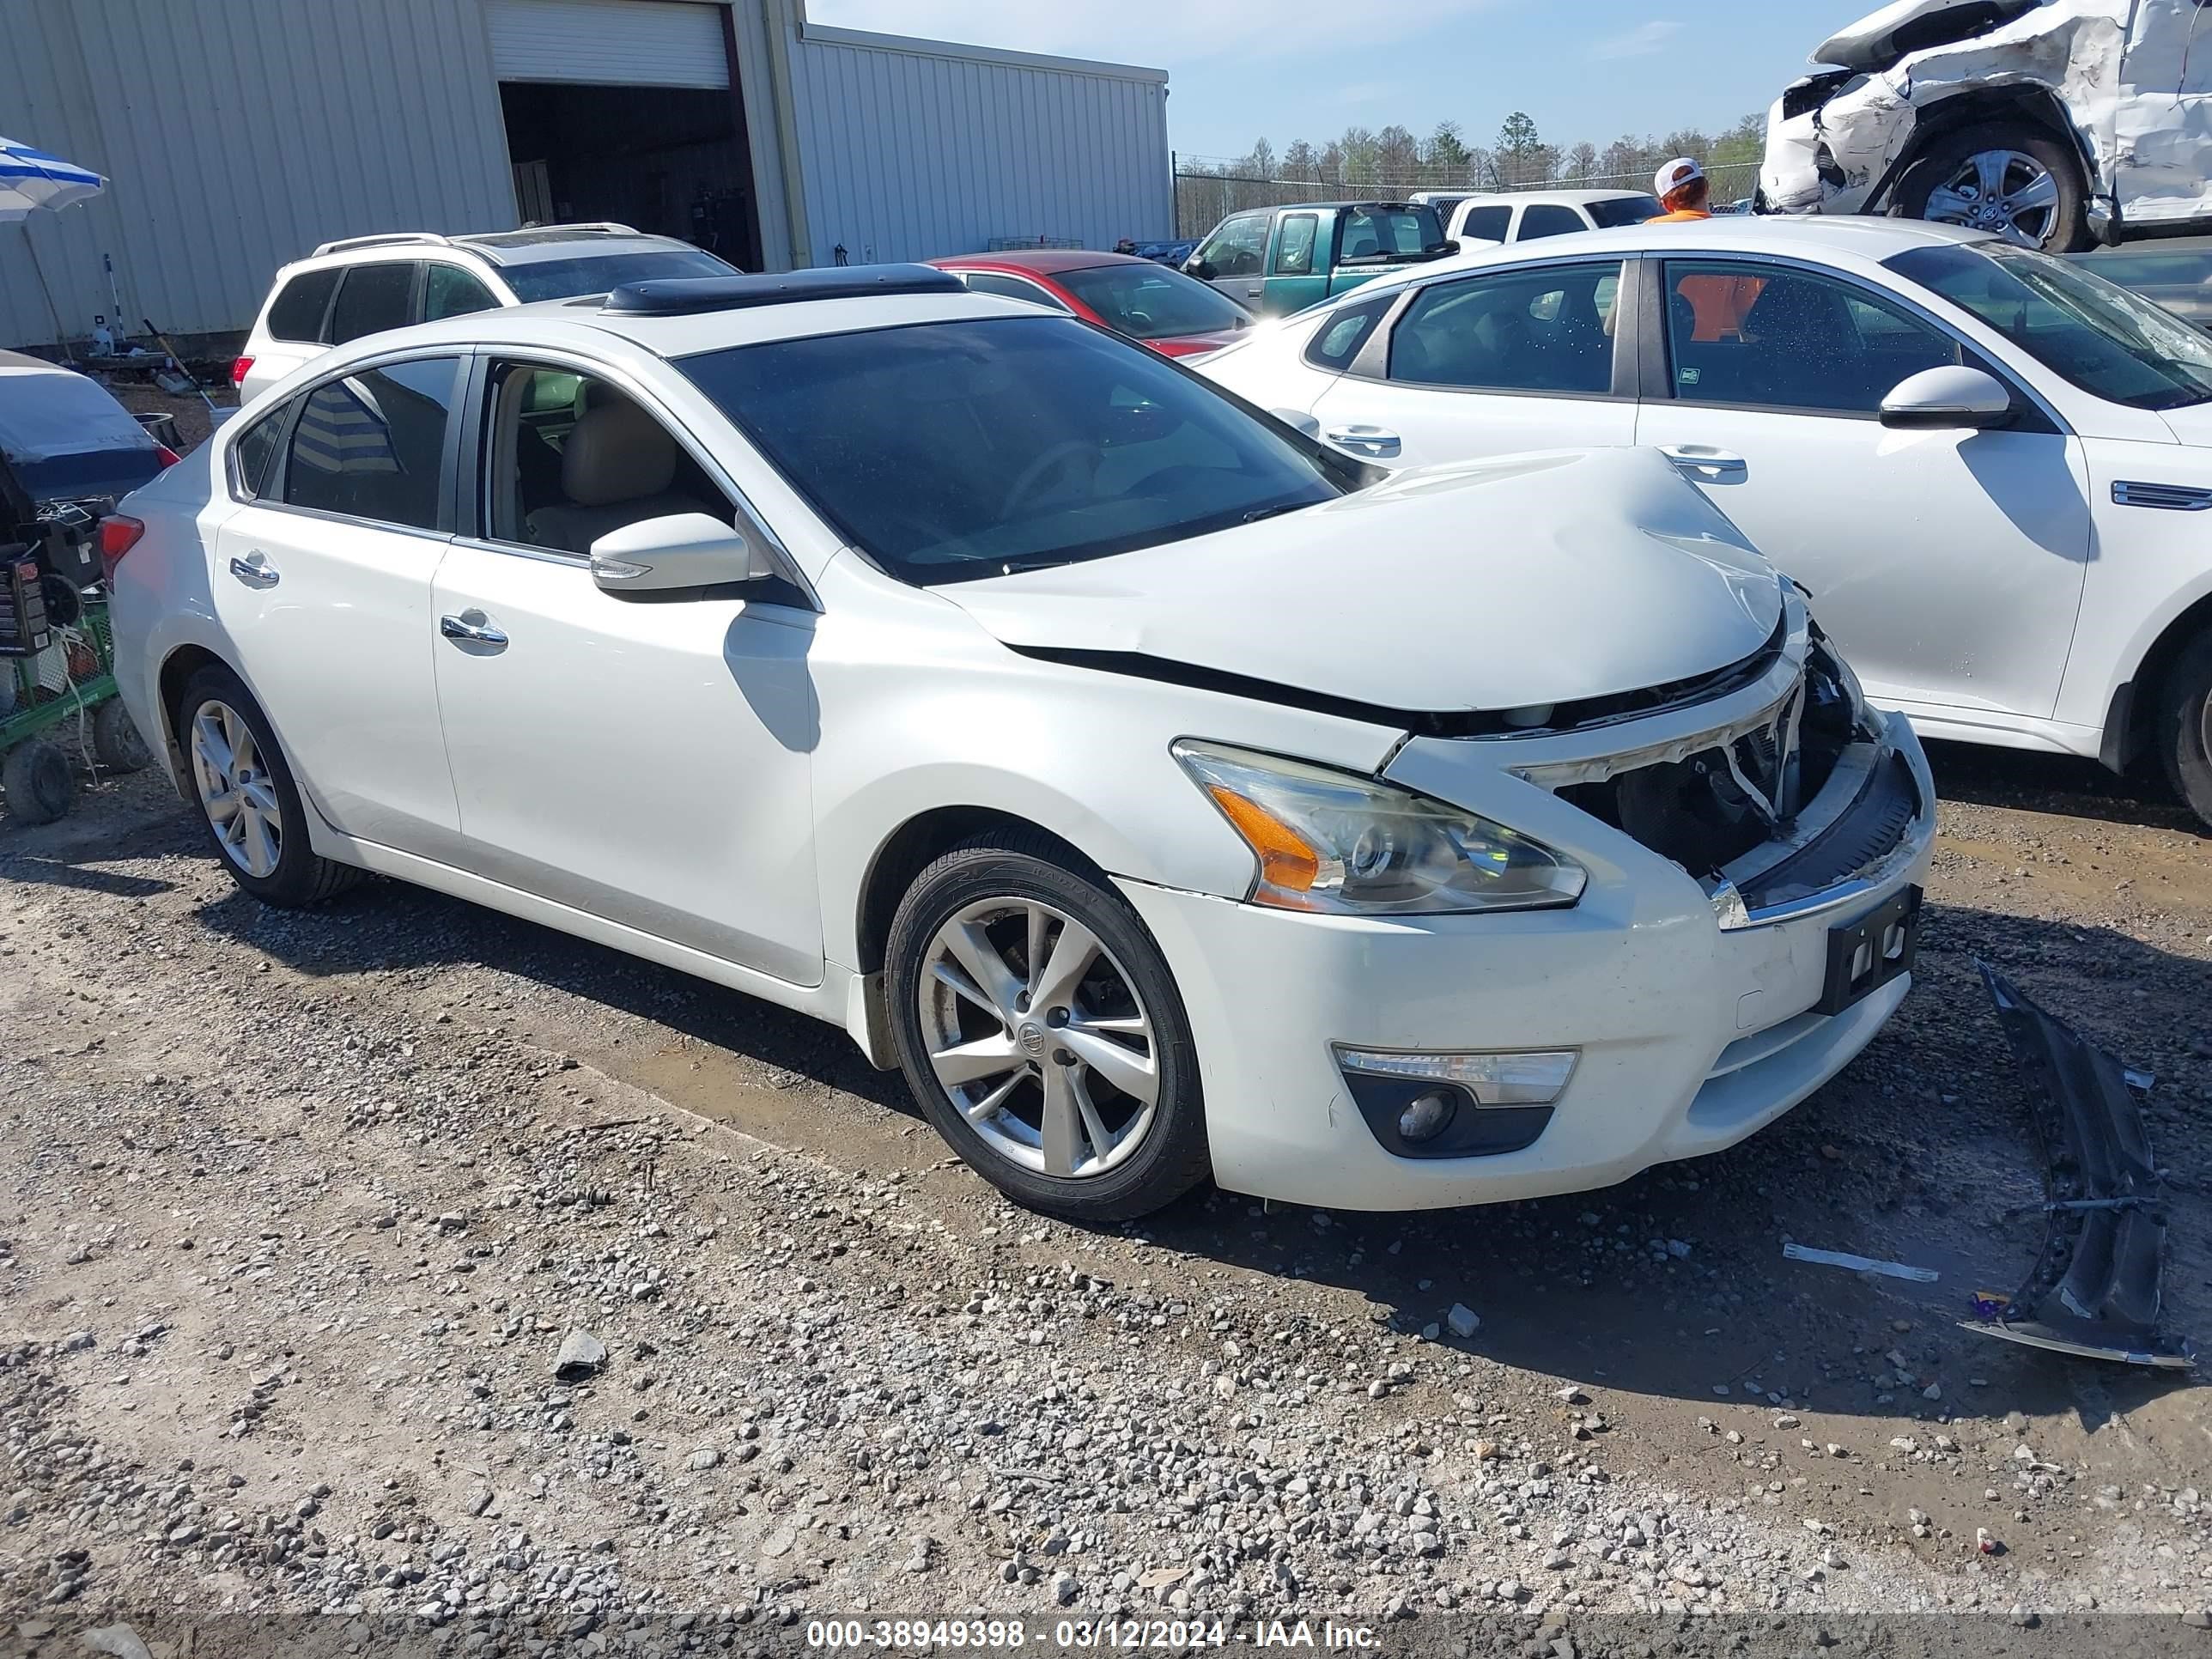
(811, 1, 1848, 162)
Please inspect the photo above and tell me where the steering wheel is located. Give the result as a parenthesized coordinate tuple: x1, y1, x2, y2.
(1000, 441, 1099, 519)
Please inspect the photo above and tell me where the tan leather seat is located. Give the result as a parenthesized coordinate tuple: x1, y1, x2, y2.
(526, 399, 713, 555)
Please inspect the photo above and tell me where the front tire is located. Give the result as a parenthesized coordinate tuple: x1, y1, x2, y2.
(175, 664, 361, 907)
(2158, 629, 2212, 831)
(885, 831, 1210, 1223)
(1896, 125, 2089, 252)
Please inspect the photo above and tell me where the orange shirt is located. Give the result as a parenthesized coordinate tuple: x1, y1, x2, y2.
(1650, 208, 1712, 223)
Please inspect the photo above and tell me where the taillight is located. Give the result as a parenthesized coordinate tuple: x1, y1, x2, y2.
(155, 444, 181, 469)
(230, 356, 253, 386)
(99, 514, 146, 581)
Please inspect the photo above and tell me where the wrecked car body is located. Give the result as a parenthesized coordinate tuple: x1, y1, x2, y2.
(1762, 0, 2212, 249)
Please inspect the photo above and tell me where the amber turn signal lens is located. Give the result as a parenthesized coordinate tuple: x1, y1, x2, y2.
(1205, 784, 1321, 893)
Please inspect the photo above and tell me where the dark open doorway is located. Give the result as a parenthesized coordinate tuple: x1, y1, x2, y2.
(498, 81, 762, 270)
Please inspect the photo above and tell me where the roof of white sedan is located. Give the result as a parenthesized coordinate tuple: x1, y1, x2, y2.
(345, 266, 1048, 360)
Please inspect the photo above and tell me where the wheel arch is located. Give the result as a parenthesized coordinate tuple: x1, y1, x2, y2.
(853, 805, 1105, 981)
(1879, 84, 2096, 210)
(155, 641, 228, 792)
(2102, 588, 2212, 774)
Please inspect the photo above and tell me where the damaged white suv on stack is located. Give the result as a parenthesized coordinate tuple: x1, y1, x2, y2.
(1763, 0, 2212, 251)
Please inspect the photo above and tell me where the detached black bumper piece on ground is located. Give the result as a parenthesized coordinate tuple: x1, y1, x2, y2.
(1970, 964, 2194, 1369)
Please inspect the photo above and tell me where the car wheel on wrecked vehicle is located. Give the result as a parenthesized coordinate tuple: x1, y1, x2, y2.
(1898, 125, 2089, 252)
(2157, 629, 2212, 830)
(885, 832, 1211, 1224)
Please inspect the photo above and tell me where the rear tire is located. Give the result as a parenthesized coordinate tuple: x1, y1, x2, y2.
(2, 738, 75, 825)
(1896, 125, 2089, 252)
(174, 663, 362, 907)
(885, 830, 1211, 1223)
(2157, 629, 2212, 832)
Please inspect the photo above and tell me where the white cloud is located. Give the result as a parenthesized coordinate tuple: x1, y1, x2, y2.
(1589, 20, 1684, 61)
(808, 0, 1497, 64)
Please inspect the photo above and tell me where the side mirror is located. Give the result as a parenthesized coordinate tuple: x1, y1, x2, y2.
(590, 512, 771, 594)
(1269, 408, 1322, 439)
(1187, 258, 1217, 282)
(1881, 366, 2017, 431)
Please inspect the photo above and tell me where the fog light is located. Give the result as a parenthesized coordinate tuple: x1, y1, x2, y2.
(1397, 1091, 1456, 1143)
(1335, 1047, 1578, 1106)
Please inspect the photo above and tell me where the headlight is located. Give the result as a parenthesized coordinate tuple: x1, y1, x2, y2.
(1173, 740, 1587, 915)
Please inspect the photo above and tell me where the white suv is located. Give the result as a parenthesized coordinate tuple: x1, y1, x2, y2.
(1446, 191, 1664, 247)
(232, 223, 736, 402)
(104, 265, 1933, 1222)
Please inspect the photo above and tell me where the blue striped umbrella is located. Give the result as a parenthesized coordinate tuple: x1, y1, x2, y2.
(0, 135, 105, 222)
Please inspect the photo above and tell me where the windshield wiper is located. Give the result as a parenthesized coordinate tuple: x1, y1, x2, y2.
(1241, 502, 1310, 526)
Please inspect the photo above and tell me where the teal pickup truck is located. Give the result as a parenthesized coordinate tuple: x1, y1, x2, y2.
(1182, 201, 1456, 317)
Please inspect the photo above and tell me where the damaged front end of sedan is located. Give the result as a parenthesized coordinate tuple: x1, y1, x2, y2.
(1511, 619, 1925, 941)
(1758, 0, 2203, 249)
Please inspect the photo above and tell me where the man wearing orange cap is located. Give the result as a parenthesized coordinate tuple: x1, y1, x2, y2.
(1652, 157, 1712, 222)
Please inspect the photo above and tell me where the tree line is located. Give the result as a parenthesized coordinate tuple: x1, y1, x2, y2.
(1173, 112, 1767, 234)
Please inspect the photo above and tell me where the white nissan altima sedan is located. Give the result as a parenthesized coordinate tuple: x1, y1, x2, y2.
(1200, 218, 2212, 830)
(103, 265, 1934, 1222)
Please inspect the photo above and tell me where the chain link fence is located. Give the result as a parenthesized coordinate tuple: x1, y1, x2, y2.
(1173, 161, 1761, 240)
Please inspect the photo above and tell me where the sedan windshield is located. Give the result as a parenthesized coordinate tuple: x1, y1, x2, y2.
(678, 317, 1347, 584)
(1054, 262, 1251, 340)
(501, 247, 735, 302)
(1888, 242, 2212, 410)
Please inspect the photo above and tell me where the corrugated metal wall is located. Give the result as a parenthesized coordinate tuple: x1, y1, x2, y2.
(783, 19, 1172, 266)
(0, 0, 516, 348)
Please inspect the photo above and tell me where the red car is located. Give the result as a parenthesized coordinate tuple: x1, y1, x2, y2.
(926, 250, 1254, 358)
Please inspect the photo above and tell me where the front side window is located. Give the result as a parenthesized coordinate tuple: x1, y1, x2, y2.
(1195, 214, 1270, 278)
(1517, 204, 1587, 241)
(1055, 264, 1250, 339)
(283, 356, 459, 529)
(498, 246, 735, 302)
(678, 316, 1352, 584)
(959, 271, 1070, 311)
(1387, 262, 1624, 395)
(1663, 261, 1964, 413)
(423, 264, 499, 321)
(265, 267, 342, 343)
(327, 263, 418, 344)
(1273, 214, 1320, 276)
(481, 362, 731, 555)
(1888, 241, 2212, 410)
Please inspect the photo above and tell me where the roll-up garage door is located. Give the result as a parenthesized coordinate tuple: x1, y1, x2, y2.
(486, 0, 731, 89)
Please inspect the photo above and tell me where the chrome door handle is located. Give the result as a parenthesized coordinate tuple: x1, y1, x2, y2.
(1324, 425, 1402, 459)
(228, 553, 279, 587)
(1659, 445, 1747, 483)
(440, 612, 508, 647)
(1245, 285, 1263, 298)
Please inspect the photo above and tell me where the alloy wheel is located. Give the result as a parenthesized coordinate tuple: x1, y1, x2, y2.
(915, 897, 1159, 1179)
(1922, 149, 2060, 248)
(190, 698, 284, 878)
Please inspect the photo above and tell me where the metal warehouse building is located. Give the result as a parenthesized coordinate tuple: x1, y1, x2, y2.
(0, 0, 1173, 349)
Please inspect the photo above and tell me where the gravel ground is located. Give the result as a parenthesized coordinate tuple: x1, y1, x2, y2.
(1, 742, 2207, 1658)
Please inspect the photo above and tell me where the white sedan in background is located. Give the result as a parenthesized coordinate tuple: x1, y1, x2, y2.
(103, 266, 1931, 1222)
(1200, 217, 2212, 829)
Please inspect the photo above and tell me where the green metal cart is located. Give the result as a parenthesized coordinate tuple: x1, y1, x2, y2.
(2, 597, 153, 824)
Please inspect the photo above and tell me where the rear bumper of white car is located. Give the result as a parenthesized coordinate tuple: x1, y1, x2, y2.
(1121, 706, 1936, 1212)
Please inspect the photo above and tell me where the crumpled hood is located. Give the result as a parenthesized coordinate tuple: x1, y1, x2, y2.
(1814, 0, 2040, 71)
(939, 447, 1785, 717)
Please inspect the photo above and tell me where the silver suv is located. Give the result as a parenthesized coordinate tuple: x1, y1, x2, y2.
(232, 223, 735, 402)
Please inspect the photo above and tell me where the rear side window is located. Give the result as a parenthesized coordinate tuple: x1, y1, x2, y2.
(327, 263, 418, 344)
(232, 410, 284, 498)
(283, 356, 459, 529)
(1459, 206, 1512, 242)
(265, 267, 341, 343)
(1518, 204, 1587, 240)
(961, 271, 1069, 310)
(1388, 262, 1623, 395)
(1304, 294, 1394, 371)
(423, 264, 498, 320)
(1274, 214, 1319, 276)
